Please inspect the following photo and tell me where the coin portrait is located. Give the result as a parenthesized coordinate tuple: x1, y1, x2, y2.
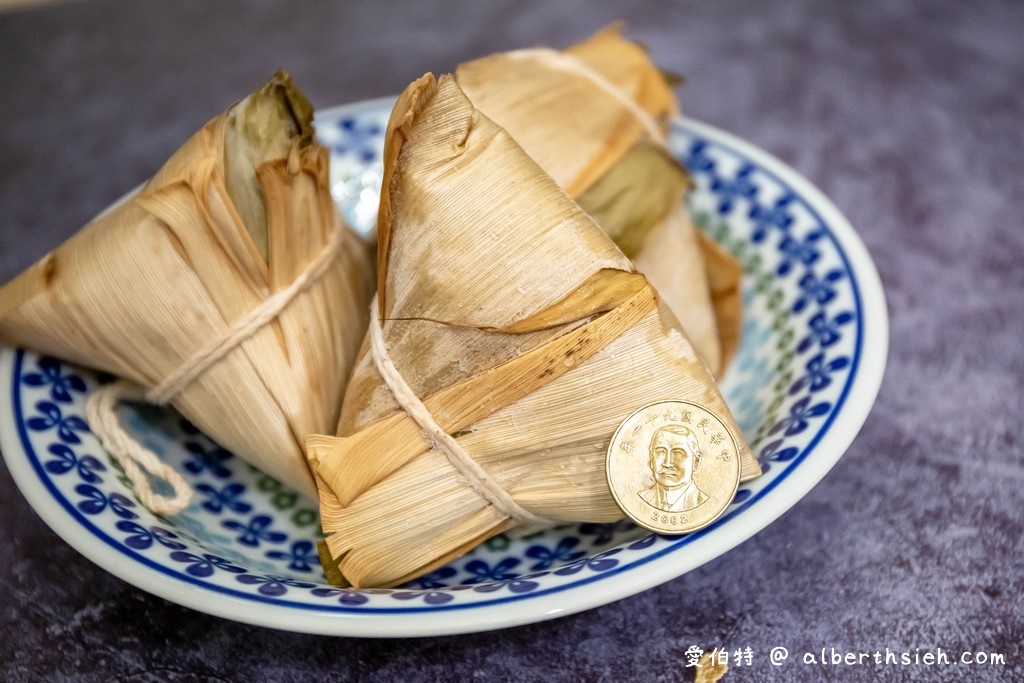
(606, 400, 740, 534)
(639, 424, 709, 513)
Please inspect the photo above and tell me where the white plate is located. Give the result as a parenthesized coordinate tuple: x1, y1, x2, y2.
(0, 98, 887, 637)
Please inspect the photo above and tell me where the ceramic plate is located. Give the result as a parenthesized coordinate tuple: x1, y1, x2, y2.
(0, 98, 887, 637)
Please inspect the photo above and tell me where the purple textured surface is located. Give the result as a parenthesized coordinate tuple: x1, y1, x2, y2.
(1, 1, 1022, 680)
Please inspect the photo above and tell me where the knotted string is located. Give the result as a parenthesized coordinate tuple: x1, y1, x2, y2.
(368, 295, 555, 528)
(84, 227, 346, 516)
(85, 380, 192, 515)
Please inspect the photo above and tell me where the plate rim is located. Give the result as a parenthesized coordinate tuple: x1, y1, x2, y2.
(0, 107, 888, 637)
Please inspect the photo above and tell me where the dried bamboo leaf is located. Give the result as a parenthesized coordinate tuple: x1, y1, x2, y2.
(224, 70, 315, 262)
(697, 231, 744, 374)
(576, 140, 690, 259)
(456, 49, 656, 197)
(456, 36, 730, 376)
(633, 205, 722, 376)
(0, 70, 373, 497)
(566, 23, 680, 129)
(308, 74, 758, 588)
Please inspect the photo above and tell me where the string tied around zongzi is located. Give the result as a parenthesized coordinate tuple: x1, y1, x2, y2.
(84, 224, 348, 514)
(367, 294, 558, 528)
(305, 72, 759, 588)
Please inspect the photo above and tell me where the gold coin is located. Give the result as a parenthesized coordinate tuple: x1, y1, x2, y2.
(606, 400, 740, 535)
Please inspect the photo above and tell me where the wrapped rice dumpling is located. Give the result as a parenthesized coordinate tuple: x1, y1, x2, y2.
(565, 23, 679, 129)
(456, 26, 742, 376)
(306, 74, 759, 588)
(0, 70, 373, 501)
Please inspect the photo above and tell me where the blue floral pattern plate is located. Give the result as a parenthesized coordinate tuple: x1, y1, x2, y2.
(0, 98, 887, 637)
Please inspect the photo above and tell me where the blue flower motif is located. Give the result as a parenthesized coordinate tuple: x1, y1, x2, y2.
(391, 589, 456, 605)
(710, 164, 757, 214)
(222, 514, 287, 547)
(769, 396, 831, 437)
(334, 116, 383, 163)
(23, 357, 87, 403)
(265, 540, 317, 573)
(471, 571, 548, 595)
(792, 269, 844, 314)
(732, 489, 753, 505)
(749, 193, 795, 243)
(116, 521, 187, 550)
(27, 401, 90, 444)
(311, 587, 375, 606)
(44, 443, 105, 483)
(797, 310, 855, 353)
(682, 140, 716, 174)
(236, 574, 315, 597)
(790, 353, 851, 394)
(195, 482, 252, 515)
(183, 441, 233, 478)
(169, 551, 246, 578)
(553, 548, 622, 576)
(627, 534, 659, 551)
(776, 230, 823, 276)
(74, 484, 137, 519)
(759, 439, 800, 463)
(408, 565, 457, 590)
(525, 537, 586, 571)
(461, 557, 521, 584)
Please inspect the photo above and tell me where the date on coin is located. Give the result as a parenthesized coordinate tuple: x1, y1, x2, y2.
(606, 400, 740, 534)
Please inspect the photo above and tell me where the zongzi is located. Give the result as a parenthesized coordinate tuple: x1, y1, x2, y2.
(0, 70, 373, 507)
(456, 26, 743, 376)
(306, 74, 759, 588)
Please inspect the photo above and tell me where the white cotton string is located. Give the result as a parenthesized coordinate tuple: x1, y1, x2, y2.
(84, 227, 346, 516)
(504, 48, 667, 145)
(86, 380, 194, 515)
(368, 295, 555, 528)
(147, 226, 345, 405)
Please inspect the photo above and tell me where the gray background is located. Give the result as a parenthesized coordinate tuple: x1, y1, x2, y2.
(1, 1, 1022, 681)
